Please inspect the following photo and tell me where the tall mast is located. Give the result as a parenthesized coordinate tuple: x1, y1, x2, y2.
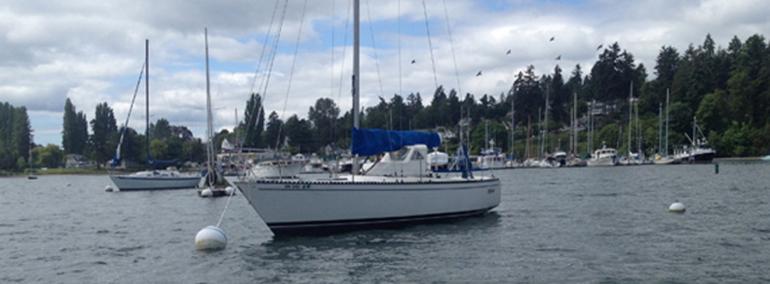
(658, 102, 663, 155)
(572, 91, 577, 154)
(663, 89, 669, 156)
(204, 28, 214, 185)
(145, 39, 150, 162)
(351, 0, 360, 175)
(627, 81, 632, 156)
(540, 81, 551, 154)
(510, 87, 515, 160)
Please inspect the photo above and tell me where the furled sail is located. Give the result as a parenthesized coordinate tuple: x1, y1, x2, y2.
(351, 128, 440, 156)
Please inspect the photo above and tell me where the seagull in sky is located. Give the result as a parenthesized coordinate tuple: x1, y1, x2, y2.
(549, 36, 555, 42)
(506, 49, 511, 55)
(411, 59, 416, 64)
(476, 71, 483, 76)
(555, 55, 561, 60)
(596, 44, 603, 50)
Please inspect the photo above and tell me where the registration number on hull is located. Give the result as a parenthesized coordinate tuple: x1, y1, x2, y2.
(283, 183, 312, 190)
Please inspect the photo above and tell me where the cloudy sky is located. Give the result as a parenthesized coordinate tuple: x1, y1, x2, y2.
(1, 0, 768, 145)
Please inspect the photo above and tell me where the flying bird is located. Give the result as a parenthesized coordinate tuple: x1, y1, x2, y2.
(555, 55, 561, 60)
(549, 36, 555, 42)
(411, 59, 416, 64)
(476, 71, 483, 76)
(506, 49, 512, 55)
(596, 44, 603, 50)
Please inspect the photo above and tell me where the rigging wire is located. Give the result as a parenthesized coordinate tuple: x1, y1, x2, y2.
(330, 0, 336, 99)
(274, 0, 309, 150)
(421, 0, 439, 91)
(329, 0, 337, 148)
(242, 0, 281, 147)
(253, 0, 290, 149)
(217, 1, 289, 229)
(441, 0, 462, 96)
(248, 0, 280, 97)
(336, 0, 353, 101)
(114, 62, 146, 163)
(398, 0, 402, 98)
(365, 0, 385, 99)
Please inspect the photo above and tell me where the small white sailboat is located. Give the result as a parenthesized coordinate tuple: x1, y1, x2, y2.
(227, 1, 499, 235)
(109, 39, 199, 191)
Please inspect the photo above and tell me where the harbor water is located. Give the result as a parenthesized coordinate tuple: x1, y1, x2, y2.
(2, 161, 770, 282)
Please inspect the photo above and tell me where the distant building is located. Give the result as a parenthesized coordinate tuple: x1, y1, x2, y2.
(589, 101, 618, 116)
(65, 154, 96, 168)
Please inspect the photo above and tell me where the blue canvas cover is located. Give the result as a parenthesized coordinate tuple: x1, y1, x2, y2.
(351, 128, 441, 156)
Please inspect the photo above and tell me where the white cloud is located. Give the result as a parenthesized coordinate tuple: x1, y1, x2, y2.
(0, 0, 768, 145)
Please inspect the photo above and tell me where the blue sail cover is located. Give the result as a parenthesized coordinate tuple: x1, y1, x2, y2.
(352, 128, 441, 156)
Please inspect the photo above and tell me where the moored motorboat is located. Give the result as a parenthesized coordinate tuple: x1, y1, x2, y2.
(587, 145, 617, 167)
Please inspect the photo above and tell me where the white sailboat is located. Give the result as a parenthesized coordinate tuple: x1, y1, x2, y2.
(227, 0, 500, 235)
(109, 39, 200, 191)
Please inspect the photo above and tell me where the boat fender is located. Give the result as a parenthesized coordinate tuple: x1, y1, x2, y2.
(200, 188, 213, 197)
(194, 225, 227, 251)
(668, 202, 686, 213)
(105, 185, 114, 192)
(224, 186, 235, 195)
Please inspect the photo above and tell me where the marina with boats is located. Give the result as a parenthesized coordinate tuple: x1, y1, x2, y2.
(4, 0, 770, 282)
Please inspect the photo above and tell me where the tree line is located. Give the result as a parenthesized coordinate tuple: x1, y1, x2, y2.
(4, 32, 769, 172)
(0, 102, 31, 171)
(240, 33, 770, 158)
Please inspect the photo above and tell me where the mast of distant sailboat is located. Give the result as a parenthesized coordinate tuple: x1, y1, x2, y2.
(204, 28, 215, 187)
(351, 0, 360, 176)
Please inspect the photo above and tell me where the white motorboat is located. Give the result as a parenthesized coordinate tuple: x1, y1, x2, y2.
(552, 151, 567, 167)
(227, 1, 500, 236)
(476, 148, 507, 170)
(587, 145, 618, 167)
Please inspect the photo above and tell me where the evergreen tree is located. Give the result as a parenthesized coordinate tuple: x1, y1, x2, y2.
(11, 106, 31, 164)
(264, 111, 284, 149)
(241, 93, 265, 148)
(308, 98, 340, 147)
(90, 102, 118, 166)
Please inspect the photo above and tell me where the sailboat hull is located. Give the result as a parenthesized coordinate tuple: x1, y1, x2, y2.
(229, 176, 501, 235)
(110, 175, 200, 191)
(686, 152, 715, 164)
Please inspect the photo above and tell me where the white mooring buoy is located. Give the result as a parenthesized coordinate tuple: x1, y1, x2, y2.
(195, 225, 227, 251)
(224, 186, 235, 195)
(200, 188, 213, 197)
(668, 202, 686, 213)
(105, 185, 114, 192)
